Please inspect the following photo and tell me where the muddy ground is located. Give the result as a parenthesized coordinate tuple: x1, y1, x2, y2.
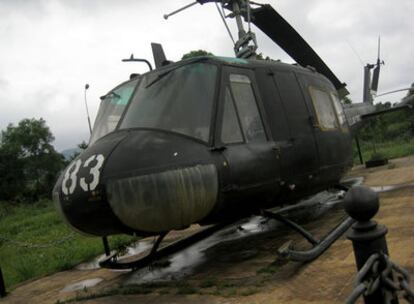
(2, 156, 414, 304)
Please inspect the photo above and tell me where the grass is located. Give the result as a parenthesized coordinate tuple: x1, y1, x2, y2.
(0, 200, 137, 289)
(353, 138, 414, 164)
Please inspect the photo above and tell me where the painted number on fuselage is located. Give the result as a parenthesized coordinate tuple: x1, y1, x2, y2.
(62, 159, 82, 195)
(80, 154, 105, 192)
(61, 154, 105, 195)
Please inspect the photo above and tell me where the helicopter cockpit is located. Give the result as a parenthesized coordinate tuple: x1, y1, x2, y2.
(90, 62, 218, 145)
(89, 78, 139, 144)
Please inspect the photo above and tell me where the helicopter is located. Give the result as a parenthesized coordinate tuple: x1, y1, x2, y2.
(53, 0, 413, 268)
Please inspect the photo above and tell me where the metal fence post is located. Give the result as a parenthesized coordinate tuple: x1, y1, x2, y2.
(0, 266, 6, 298)
(344, 186, 398, 304)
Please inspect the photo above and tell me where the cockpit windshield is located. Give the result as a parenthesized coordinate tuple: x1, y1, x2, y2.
(89, 78, 138, 144)
(120, 63, 217, 142)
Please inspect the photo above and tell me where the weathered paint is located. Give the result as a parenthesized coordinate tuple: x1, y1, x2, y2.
(106, 164, 218, 232)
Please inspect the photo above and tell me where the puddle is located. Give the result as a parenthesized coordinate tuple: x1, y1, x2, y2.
(77, 239, 152, 270)
(340, 176, 364, 188)
(122, 218, 270, 284)
(76, 254, 108, 271)
(61, 278, 103, 292)
(77, 179, 379, 285)
(122, 189, 346, 285)
(370, 183, 414, 193)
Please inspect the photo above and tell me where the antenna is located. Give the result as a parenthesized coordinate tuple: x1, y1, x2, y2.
(122, 53, 153, 71)
(84, 84, 92, 135)
(163, 1, 198, 20)
(163, 0, 260, 58)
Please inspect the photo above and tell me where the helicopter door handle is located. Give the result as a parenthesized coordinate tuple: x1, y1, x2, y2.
(209, 145, 227, 152)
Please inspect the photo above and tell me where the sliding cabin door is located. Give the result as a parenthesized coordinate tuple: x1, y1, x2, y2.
(215, 67, 281, 206)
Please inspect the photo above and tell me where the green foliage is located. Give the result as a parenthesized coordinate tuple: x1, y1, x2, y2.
(353, 101, 414, 163)
(255, 52, 272, 61)
(0, 201, 137, 289)
(181, 50, 213, 60)
(342, 96, 353, 104)
(0, 118, 65, 201)
(176, 281, 198, 294)
(353, 138, 414, 164)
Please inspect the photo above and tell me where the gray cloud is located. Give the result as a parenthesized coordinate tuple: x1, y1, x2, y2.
(0, 77, 7, 89)
(0, 0, 413, 151)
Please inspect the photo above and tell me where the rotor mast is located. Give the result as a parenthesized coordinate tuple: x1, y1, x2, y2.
(230, 0, 258, 58)
(164, 0, 259, 59)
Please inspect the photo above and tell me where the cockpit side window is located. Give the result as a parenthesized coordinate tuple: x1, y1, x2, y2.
(309, 86, 339, 131)
(221, 88, 244, 144)
(229, 74, 266, 142)
(90, 78, 139, 144)
(331, 92, 348, 129)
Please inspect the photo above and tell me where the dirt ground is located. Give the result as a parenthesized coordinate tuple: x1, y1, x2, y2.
(2, 155, 414, 304)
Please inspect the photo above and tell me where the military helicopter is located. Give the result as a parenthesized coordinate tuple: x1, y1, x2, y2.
(53, 0, 412, 268)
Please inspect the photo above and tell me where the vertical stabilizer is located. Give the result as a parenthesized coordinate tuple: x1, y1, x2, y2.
(362, 37, 384, 104)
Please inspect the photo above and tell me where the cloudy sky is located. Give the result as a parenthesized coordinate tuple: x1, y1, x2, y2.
(1, 0, 413, 151)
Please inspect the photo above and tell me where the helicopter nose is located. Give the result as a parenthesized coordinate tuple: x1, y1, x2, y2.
(53, 131, 135, 236)
(102, 130, 219, 233)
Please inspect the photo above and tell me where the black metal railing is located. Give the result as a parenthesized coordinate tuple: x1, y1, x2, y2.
(0, 266, 6, 298)
(344, 186, 414, 304)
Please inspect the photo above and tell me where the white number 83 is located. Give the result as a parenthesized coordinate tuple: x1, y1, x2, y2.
(62, 154, 105, 195)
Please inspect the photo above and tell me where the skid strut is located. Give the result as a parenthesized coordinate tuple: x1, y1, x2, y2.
(99, 223, 228, 270)
(261, 200, 354, 262)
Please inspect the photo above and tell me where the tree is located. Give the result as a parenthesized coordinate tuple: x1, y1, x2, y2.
(255, 52, 273, 60)
(181, 50, 213, 60)
(0, 118, 65, 201)
(0, 145, 24, 201)
(342, 96, 353, 105)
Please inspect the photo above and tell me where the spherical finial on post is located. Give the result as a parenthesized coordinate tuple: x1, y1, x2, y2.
(344, 186, 379, 222)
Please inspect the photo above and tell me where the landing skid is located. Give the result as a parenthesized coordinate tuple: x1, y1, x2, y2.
(261, 199, 354, 262)
(99, 223, 228, 270)
(100, 187, 353, 269)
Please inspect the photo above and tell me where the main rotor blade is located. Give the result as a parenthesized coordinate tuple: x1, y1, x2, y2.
(251, 5, 349, 97)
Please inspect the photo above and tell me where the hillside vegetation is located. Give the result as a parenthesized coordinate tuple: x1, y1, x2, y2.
(353, 100, 414, 163)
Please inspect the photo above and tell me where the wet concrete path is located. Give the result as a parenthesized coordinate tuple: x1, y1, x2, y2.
(2, 155, 414, 304)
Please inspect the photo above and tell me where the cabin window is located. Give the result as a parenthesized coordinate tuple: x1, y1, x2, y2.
(120, 63, 217, 142)
(229, 74, 266, 142)
(90, 78, 139, 144)
(331, 93, 347, 128)
(221, 88, 244, 144)
(309, 86, 339, 130)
